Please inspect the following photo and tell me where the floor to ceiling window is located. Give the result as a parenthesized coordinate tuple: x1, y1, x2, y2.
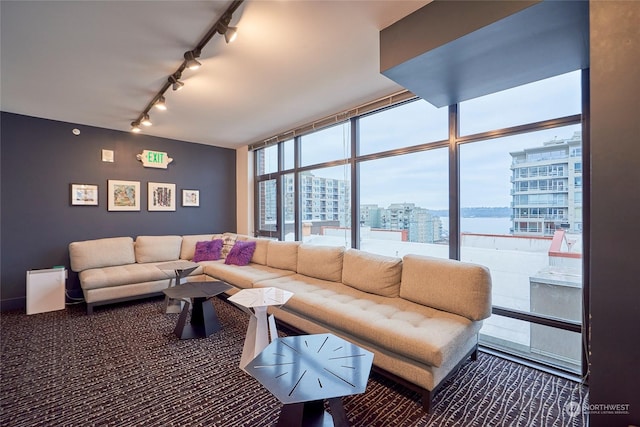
(253, 70, 586, 375)
(458, 71, 583, 372)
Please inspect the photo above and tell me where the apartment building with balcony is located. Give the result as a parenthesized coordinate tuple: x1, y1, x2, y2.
(296, 172, 351, 226)
(360, 203, 442, 244)
(510, 132, 583, 236)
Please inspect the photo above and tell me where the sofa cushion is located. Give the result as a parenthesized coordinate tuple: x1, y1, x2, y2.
(342, 249, 402, 297)
(255, 274, 479, 368)
(135, 235, 183, 263)
(297, 244, 345, 282)
(79, 263, 170, 290)
(400, 254, 492, 321)
(69, 237, 135, 272)
(180, 234, 215, 260)
(237, 236, 270, 265)
(201, 260, 295, 289)
(193, 239, 223, 262)
(266, 241, 300, 272)
(225, 240, 256, 266)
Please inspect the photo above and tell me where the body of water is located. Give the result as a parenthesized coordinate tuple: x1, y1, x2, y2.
(440, 216, 512, 235)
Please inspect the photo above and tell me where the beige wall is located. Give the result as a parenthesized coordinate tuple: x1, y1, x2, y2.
(235, 146, 253, 236)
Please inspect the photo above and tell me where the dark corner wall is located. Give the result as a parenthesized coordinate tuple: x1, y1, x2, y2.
(589, 1, 640, 426)
(0, 112, 237, 311)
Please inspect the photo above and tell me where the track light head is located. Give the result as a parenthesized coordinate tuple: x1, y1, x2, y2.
(217, 18, 238, 44)
(184, 50, 202, 70)
(141, 114, 152, 126)
(131, 121, 142, 133)
(169, 74, 184, 91)
(154, 95, 167, 111)
(224, 26, 238, 43)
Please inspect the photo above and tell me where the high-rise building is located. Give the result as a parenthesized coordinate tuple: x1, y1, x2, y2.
(295, 172, 351, 227)
(360, 202, 442, 243)
(510, 131, 582, 235)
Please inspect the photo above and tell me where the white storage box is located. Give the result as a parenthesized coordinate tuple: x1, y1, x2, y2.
(26, 268, 66, 315)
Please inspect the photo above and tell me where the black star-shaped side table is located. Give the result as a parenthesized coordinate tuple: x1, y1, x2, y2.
(162, 281, 231, 339)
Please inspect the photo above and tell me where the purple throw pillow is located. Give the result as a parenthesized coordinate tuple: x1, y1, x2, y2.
(193, 239, 223, 262)
(224, 240, 257, 266)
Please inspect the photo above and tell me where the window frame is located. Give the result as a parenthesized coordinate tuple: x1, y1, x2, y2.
(253, 70, 589, 379)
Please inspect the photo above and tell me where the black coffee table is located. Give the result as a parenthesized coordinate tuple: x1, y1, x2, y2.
(157, 260, 200, 314)
(162, 281, 232, 339)
(245, 333, 374, 426)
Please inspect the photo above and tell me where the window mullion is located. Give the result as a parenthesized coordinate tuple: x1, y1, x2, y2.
(449, 104, 460, 260)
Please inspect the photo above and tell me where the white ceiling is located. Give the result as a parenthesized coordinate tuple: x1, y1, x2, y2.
(1, 0, 429, 149)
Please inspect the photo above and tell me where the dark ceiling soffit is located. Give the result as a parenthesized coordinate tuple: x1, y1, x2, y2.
(380, 1, 589, 108)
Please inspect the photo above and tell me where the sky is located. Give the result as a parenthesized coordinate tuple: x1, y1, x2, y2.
(260, 70, 583, 211)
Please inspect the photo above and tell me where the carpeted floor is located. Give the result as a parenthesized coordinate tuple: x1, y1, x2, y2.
(0, 297, 588, 426)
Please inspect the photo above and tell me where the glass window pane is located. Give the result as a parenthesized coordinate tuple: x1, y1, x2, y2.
(300, 165, 351, 247)
(459, 71, 582, 136)
(359, 100, 448, 155)
(283, 139, 294, 171)
(359, 149, 448, 258)
(300, 123, 351, 167)
(283, 173, 295, 240)
(258, 179, 277, 232)
(480, 314, 581, 374)
(256, 145, 278, 175)
(460, 125, 583, 370)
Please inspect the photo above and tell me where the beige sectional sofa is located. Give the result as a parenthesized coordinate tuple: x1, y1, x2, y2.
(68, 232, 492, 412)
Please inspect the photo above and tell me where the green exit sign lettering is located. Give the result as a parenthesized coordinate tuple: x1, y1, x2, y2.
(136, 150, 174, 169)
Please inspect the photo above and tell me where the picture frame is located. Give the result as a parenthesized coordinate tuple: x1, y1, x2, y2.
(70, 184, 98, 206)
(148, 182, 176, 211)
(182, 189, 200, 207)
(108, 180, 140, 211)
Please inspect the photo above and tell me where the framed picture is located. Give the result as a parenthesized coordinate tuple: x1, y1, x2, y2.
(148, 182, 176, 211)
(182, 189, 200, 207)
(70, 184, 98, 206)
(108, 180, 140, 211)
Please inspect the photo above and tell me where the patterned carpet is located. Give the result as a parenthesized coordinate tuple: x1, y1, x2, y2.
(0, 297, 588, 426)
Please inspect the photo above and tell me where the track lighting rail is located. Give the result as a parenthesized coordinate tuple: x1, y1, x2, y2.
(131, 0, 244, 133)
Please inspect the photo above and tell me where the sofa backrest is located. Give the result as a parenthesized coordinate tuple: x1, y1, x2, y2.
(266, 241, 300, 271)
(135, 235, 183, 263)
(342, 249, 402, 297)
(69, 237, 135, 272)
(297, 244, 345, 282)
(180, 234, 215, 260)
(400, 254, 492, 321)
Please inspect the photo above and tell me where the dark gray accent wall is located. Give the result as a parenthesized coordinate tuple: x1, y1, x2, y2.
(1, 112, 236, 311)
(589, 2, 640, 426)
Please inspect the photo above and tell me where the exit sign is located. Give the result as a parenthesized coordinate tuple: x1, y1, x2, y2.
(136, 150, 173, 169)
